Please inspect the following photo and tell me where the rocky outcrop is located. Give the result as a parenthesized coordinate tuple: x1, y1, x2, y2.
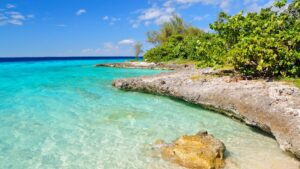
(153, 131, 226, 169)
(113, 69, 300, 159)
(95, 61, 195, 70)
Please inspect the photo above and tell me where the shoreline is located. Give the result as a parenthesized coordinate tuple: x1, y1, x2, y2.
(98, 62, 300, 160)
(95, 61, 195, 70)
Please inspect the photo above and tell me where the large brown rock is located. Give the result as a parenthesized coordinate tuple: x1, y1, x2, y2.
(153, 131, 225, 169)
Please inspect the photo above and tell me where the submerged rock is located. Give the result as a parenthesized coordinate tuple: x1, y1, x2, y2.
(153, 131, 226, 169)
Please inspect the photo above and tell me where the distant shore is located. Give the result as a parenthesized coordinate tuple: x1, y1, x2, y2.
(98, 61, 300, 159)
(95, 61, 194, 70)
(0, 56, 141, 63)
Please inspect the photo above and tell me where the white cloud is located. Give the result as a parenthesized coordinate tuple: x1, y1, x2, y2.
(8, 19, 23, 25)
(171, 0, 233, 11)
(132, 0, 233, 28)
(81, 42, 122, 56)
(8, 12, 25, 20)
(81, 42, 119, 52)
(76, 9, 86, 16)
(6, 4, 16, 9)
(244, 0, 281, 13)
(27, 14, 35, 19)
(103, 42, 119, 50)
(132, 5, 175, 28)
(0, 8, 34, 26)
(132, 22, 139, 28)
(193, 14, 209, 21)
(138, 8, 162, 20)
(171, 0, 281, 12)
(131, 0, 280, 28)
(81, 38, 140, 56)
(102, 16, 121, 25)
(81, 48, 101, 54)
(103, 16, 109, 20)
(118, 39, 135, 45)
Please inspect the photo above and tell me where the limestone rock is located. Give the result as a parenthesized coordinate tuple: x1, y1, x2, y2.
(154, 131, 226, 169)
(113, 69, 300, 159)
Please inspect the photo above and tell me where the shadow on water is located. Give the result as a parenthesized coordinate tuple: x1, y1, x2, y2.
(172, 97, 277, 139)
(248, 126, 274, 139)
(119, 89, 277, 139)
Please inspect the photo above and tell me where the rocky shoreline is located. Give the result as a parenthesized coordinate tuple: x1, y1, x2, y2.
(96, 61, 195, 70)
(106, 62, 300, 159)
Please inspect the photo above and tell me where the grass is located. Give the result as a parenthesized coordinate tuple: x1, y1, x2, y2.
(165, 58, 198, 65)
(190, 74, 218, 81)
(277, 77, 300, 89)
(213, 64, 234, 71)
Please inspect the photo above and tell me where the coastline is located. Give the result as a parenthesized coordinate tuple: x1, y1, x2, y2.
(98, 62, 300, 159)
(95, 61, 195, 70)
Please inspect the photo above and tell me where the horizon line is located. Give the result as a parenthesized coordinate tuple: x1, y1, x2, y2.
(0, 56, 143, 58)
(0, 56, 143, 63)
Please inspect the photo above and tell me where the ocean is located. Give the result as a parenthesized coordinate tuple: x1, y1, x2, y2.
(0, 58, 298, 169)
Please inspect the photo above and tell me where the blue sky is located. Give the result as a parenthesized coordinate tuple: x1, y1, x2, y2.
(0, 0, 280, 57)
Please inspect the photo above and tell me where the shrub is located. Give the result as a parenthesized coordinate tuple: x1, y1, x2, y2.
(145, 0, 300, 78)
(144, 34, 199, 62)
(144, 46, 171, 62)
(195, 34, 227, 68)
(211, 0, 300, 77)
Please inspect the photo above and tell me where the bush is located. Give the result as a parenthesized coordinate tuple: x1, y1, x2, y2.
(144, 34, 199, 62)
(228, 34, 300, 77)
(195, 34, 227, 68)
(144, 46, 170, 62)
(145, 0, 300, 78)
(211, 0, 300, 77)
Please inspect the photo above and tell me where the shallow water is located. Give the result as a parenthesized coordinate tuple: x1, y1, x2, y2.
(0, 59, 299, 169)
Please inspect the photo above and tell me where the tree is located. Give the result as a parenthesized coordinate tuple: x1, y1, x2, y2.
(144, 0, 300, 77)
(134, 42, 143, 59)
(146, 14, 204, 45)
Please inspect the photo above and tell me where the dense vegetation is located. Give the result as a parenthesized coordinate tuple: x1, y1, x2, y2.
(144, 0, 300, 78)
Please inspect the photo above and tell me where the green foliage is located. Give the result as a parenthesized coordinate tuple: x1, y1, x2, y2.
(144, 0, 300, 78)
(274, 0, 288, 8)
(211, 0, 300, 77)
(146, 14, 204, 45)
(277, 77, 300, 89)
(195, 34, 227, 67)
(144, 34, 199, 62)
(144, 46, 170, 62)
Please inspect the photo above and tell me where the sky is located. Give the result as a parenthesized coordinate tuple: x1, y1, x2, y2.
(0, 0, 281, 57)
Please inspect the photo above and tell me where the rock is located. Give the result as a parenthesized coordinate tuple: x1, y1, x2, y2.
(112, 69, 300, 159)
(153, 131, 226, 169)
(95, 61, 195, 70)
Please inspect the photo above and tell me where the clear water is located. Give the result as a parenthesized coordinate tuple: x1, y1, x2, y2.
(0, 59, 299, 169)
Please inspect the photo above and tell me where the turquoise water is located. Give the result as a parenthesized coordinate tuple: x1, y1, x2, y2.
(0, 59, 299, 169)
